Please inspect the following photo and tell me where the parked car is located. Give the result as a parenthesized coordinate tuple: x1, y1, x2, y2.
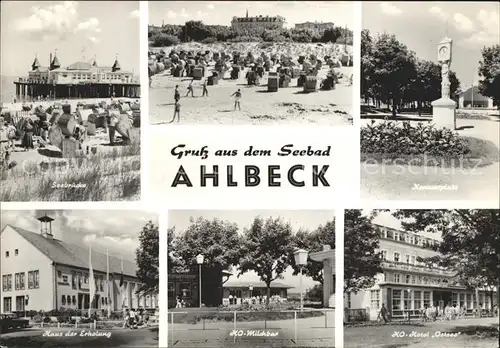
(0, 313, 29, 333)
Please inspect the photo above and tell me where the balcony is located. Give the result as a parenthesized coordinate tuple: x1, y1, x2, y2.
(381, 260, 456, 277)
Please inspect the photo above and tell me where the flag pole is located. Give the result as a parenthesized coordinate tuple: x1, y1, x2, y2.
(106, 248, 110, 318)
(88, 244, 92, 317)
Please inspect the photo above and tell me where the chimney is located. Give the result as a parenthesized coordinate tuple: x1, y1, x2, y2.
(323, 245, 331, 251)
(37, 214, 55, 239)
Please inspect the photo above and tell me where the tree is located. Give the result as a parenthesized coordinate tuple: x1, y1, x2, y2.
(392, 209, 500, 312)
(361, 29, 374, 104)
(321, 27, 342, 44)
(174, 217, 243, 271)
(136, 221, 159, 294)
(478, 45, 500, 110)
(239, 217, 295, 306)
(306, 283, 323, 302)
(344, 210, 382, 293)
(370, 33, 417, 117)
(167, 227, 186, 273)
(292, 219, 335, 284)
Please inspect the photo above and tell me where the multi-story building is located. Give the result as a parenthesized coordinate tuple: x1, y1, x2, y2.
(14, 51, 140, 101)
(1, 215, 157, 314)
(231, 10, 286, 30)
(345, 224, 497, 320)
(295, 21, 335, 34)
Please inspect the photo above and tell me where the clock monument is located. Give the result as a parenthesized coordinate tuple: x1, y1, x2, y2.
(431, 36, 456, 130)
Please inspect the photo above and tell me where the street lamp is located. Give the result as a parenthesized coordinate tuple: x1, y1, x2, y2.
(294, 249, 309, 312)
(196, 254, 204, 308)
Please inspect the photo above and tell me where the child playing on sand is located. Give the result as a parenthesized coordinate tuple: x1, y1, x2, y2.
(185, 80, 194, 97)
(170, 100, 181, 123)
(202, 79, 209, 97)
(231, 89, 242, 111)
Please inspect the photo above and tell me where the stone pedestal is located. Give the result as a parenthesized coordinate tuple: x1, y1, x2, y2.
(431, 97, 456, 130)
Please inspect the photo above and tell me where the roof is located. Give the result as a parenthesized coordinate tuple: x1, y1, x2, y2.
(32, 57, 41, 69)
(4, 225, 137, 278)
(67, 61, 93, 71)
(51, 55, 61, 68)
(112, 59, 121, 71)
(223, 281, 293, 289)
(458, 86, 490, 102)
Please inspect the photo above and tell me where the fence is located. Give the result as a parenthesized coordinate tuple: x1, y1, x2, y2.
(167, 308, 334, 345)
(30, 315, 159, 330)
(344, 308, 368, 323)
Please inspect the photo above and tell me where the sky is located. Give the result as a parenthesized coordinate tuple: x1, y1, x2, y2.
(1, 1, 140, 77)
(363, 2, 500, 90)
(150, 1, 354, 29)
(1, 210, 158, 262)
(168, 210, 335, 291)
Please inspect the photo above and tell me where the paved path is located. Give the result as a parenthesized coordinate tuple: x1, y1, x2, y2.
(361, 118, 500, 202)
(345, 317, 499, 348)
(0, 326, 158, 347)
(168, 311, 334, 347)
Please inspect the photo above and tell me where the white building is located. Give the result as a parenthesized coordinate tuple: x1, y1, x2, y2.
(231, 10, 286, 30)
(1, 215, 157, 314)
(345, 224, 497, 320)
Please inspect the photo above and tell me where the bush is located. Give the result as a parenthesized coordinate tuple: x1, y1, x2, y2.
(361, 120, 470, 157)
(33, 315, 43, 323)
(151, 33, 180, 47)
(201, 37, 217, 44)
(43, 316, 52, 323)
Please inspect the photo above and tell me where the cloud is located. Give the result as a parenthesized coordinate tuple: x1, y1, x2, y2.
(166, 10, 177, 19)
(460, 9, 500, 46)
(206, 4, 215, 10)
(453, 13, 475, 33)
(180, 8, 189, 18)
(14, 1, 101, 43)
(129, 9, 140, 18)
(380, 2, 402, 16)
(429, 6, 449, 21)
(196, 10, 208, 18)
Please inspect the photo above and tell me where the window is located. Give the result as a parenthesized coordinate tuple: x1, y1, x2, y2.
(423, 291, 431, 307)
(370, 290, 380, 309)
(168, 282, 175, 298)
(394, 273, 401, 283)
(58, 271, 62, 278)
(28, 270, 39, 289)
(62, 275, 68, 283)
(386, 230, 394, 239)
(381, 250, 387, 260)
(3, 274, 12, 291)
(405, 255, 410, 264)
(3, 297, 12, 312)
(15, 249, 18, 256)
(452, 293, 458, 307)
(459, 293, 465, 308)
(15, 273, 25, 290)
(16, 296, 25, 311)
(411, 256, 416, 265)
(72, 296, 76, 305)
(392, 290, 402, 310)
(423, 277, 428, 285)
(411, 275, 416, 284)
(417, 275, 422, 284)
(394, 232, 399, 241)
(466, 294, 472, 309)
(394, 252, 400, 263)
(383, 273, 388, 282)
(414, 291, 422, 309)
(179, 282, 192, 299)
(5, 251, 9, 258)
(403, 290, 411, 310)
(405, 275, 411, 284)
(62, 295, 66, 305)
(72, 272, 77, 289)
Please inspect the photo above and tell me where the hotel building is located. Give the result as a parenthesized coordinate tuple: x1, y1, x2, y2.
(345, 224, 497, 320)
(231, 10, 286, 30)
(14, 51, 140, 101)
(1, 216, 157, 314)
(295, 21, 335, 34)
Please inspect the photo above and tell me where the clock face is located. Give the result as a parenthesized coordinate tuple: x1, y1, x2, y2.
(439, 46, 448, 55)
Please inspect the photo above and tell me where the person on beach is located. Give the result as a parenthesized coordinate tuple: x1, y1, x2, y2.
(122, 308, 130, 328)
(0, 118, 10, 167)
(231, 89, 242, 111)
(174, 85, 180, 103)
(170, 100, 181, 123)
(108, 113, 118, 145)
(21, 119, 34, 151)
(185, 80, 194, 97)
(202, 79, 209, 97)
(6, 121, 17, 149)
